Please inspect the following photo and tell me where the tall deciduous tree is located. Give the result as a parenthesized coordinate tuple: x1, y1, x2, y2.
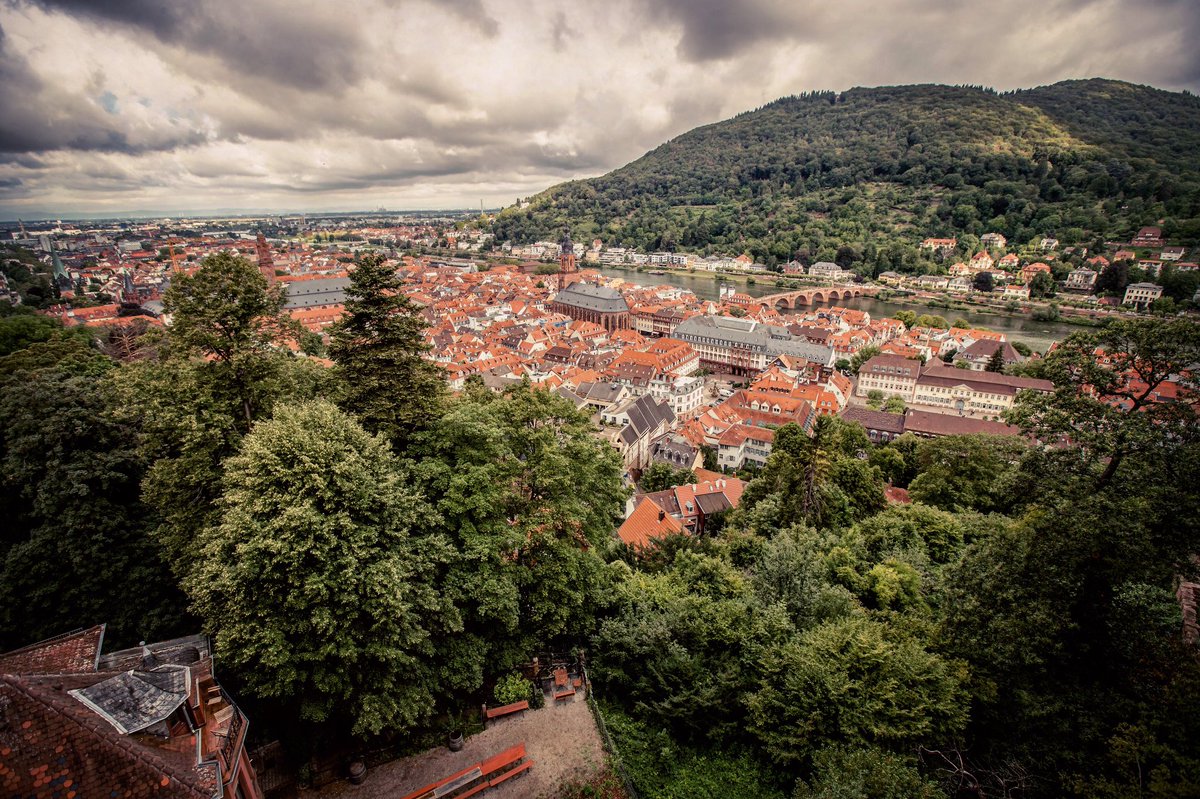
(163, 251, 298, 429)
(328, 253, 446, 450)
(1006, 317, 1200, 489)
(121, 255, 326, 573)
(186, 400, 452, 737)
(413, 385, 626, 689)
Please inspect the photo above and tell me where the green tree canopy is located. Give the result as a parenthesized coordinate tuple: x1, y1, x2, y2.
(413, 385, 626, 688)
(747, 614, 969, 766)
(186, 400, 452, 737)
(0, 337, 189, 649)
(328, 253, 446, 450)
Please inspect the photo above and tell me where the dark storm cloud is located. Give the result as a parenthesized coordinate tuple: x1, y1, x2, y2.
(426, 0, 500, 37)
(30, 0, 366, 92)
(550, 10, 574, 52)
(4, 0, 1200, 215)
(636, 0, 802, 62)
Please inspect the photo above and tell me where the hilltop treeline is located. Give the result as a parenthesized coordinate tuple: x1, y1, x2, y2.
(493, 80, 1200, 270)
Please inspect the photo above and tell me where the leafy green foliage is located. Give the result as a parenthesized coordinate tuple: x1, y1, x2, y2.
(412, 385, 627, 689)
(794, 745, 940, 799)
(907, 434, 1026, 512)
(600, 704, 787, 799)
(186, 400, 452, 737)
(740, 417, 884, 531)
(640, 461, 697, 492)
(747, 615, 968, 766)
(493, 81, 1200, 268)
(0, 313, 92, 357)
(492, 673, 535, 706)
(0, 337, 189, 650)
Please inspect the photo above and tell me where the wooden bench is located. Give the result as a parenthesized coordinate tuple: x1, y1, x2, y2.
(400, 743, 529, 799)
(490, 760, 533, 787)
(483, 700, 529, 722)
(553, 688, 576, 701)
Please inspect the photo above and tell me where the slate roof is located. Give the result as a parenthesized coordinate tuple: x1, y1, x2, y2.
(903, 409, 1021, 437)
(674, 315, 834, 364)
(552, 282, 630, 314)
(917, 365, 1052, 394)
(0, 673, 214, 799)
(616, 394, 675, 445)
(70, 667, 190, 735)
(841, 407, 907, 435)
(282, 276, 350, 309)
(98, 634, 209, 672)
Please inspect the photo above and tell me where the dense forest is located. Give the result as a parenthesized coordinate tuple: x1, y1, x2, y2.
(2, 252, 1199, 797)
(492, 80, 1200, 273)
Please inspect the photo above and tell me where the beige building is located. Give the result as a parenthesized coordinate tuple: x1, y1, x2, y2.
(1123, 282, 1163, 309)
(911, 366, 1053, 417)
(856, 355, 921, 399)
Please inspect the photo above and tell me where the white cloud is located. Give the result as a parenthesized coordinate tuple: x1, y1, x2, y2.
(0, 0, 1197, 216)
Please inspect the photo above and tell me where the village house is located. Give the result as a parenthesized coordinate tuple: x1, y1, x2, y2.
(980, 232, 1007, 250)
(1066, 267, 1098, 291)
(952, 339, 1023, 371)
(1123, 282, 1163, 309)
(920, 237, 958, 255)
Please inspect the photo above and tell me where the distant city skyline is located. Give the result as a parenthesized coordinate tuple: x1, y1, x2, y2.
(2, 0, 1198, 217)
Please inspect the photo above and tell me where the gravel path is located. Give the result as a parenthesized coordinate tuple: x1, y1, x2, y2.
(306, 694, 604, 799)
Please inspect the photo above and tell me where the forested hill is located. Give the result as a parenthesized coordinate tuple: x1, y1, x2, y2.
(492, 80, 1200, 270)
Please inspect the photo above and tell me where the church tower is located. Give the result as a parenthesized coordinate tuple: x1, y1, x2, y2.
(557, 229, 577, 292)
(255, 233, 276, 286)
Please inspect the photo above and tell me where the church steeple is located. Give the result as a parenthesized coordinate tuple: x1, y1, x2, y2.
(557, 228, 576, 292)
(255, 232, 276, 286)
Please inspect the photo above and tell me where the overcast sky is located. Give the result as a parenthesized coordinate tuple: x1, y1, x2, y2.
(1, 0, 1197, 218)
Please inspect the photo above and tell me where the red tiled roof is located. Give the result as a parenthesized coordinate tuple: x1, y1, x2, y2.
(617, 497, 684, 550)
(0, 626, 105, 675)
(0, 673, 213, 799)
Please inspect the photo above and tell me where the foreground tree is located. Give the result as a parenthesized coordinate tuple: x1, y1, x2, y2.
(328, 253, 446, 450)
(640, 461, 697, 492)
(122, 254, 327, 572)
(187, 400, 451, 737)
(1006, 317, 1200, 489)
(163, 251, 299, 429)
(0, 338, 188, 649)
(748, 614, 969, 766)
(413, 385, 626, 689)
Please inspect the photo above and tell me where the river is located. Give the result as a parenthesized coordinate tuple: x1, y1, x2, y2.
(597, 265, 1080, 352)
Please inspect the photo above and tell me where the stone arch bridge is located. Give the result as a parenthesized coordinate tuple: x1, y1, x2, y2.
(755, 285, 875, 311)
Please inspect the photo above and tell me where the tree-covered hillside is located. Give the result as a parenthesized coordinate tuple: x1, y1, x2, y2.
(492, 80, 1200, 270)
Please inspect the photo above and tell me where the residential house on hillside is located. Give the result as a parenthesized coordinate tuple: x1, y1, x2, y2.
(1066, 268, 1098, 291)
(920, 238, 957, 255)
(981, 232, 1007, 250)
(1123, 282, 1163, 309)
